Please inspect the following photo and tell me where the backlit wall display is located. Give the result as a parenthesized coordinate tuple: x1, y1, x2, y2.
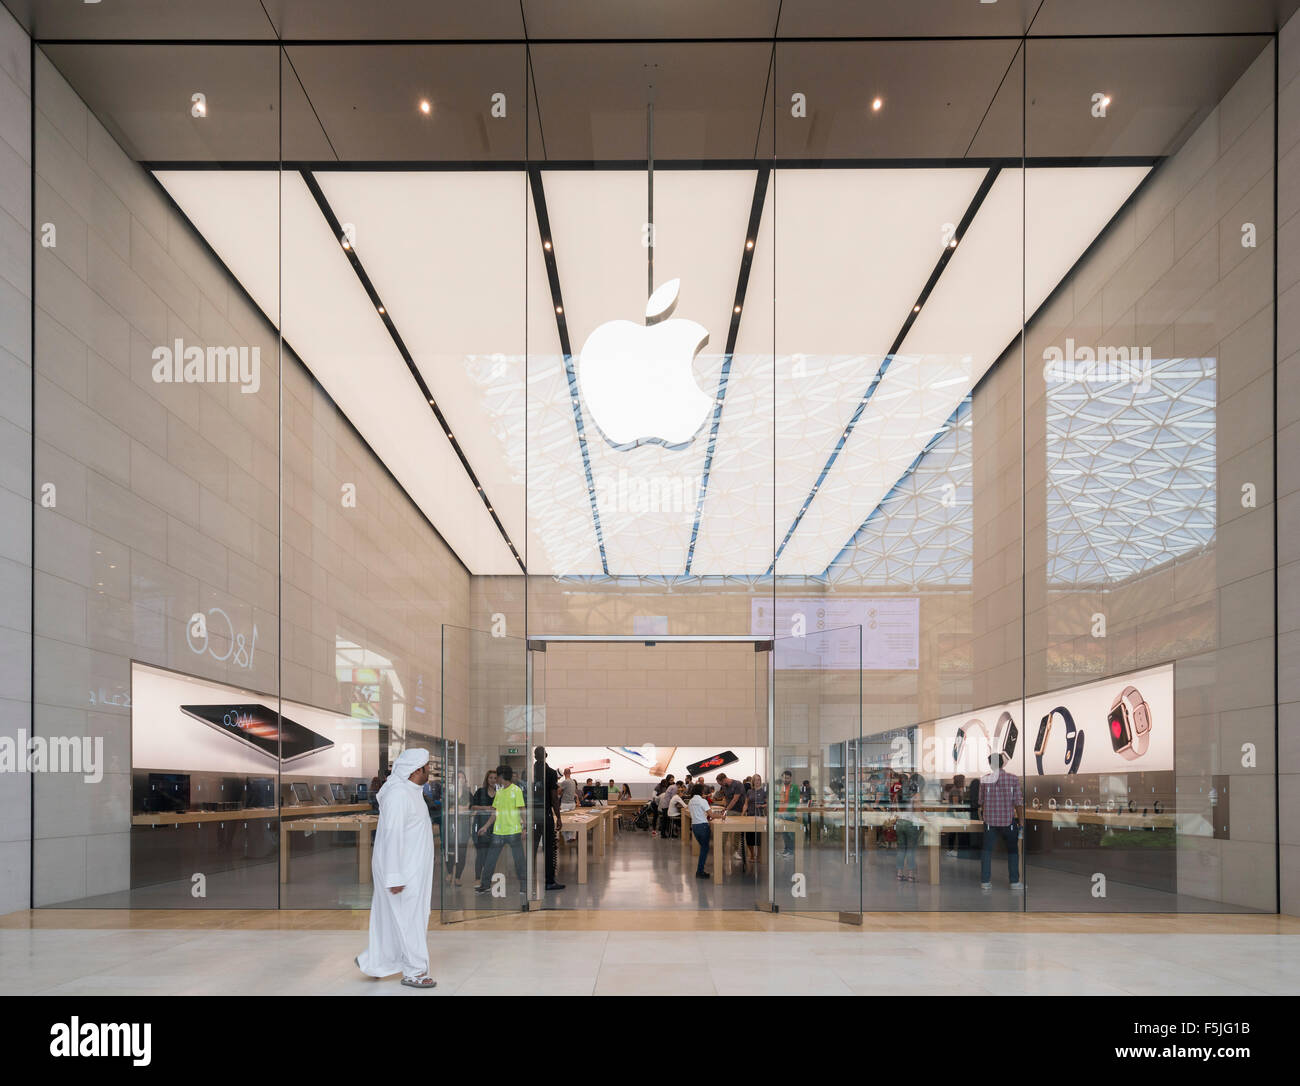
(920, 663, 1174, 777)
(751, 597, 919, 669)
(131, 662, 379, 778)
(547, 746, 764, 786)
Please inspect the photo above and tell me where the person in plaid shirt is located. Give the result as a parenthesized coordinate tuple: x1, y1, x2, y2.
(978, 753, 1024, 891)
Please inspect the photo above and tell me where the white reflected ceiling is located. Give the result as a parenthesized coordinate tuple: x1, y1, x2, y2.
(691, 168, 988, 576)
(154, 169, 520, 574)
(153, 164, 1149, 578)
(777, 165, 1150, 574)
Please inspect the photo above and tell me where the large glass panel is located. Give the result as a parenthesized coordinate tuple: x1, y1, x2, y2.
(276, 42, 527, 908)
(33, 43, 283, 908)
(519, 41, 777, 628)
(1024, 35, 1276, 911)
(773, 39, 1026, 912)
(440, 625, 536, 922)
(773, 625, 862, 919)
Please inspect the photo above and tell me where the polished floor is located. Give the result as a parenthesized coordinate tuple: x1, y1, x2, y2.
(60, 822, 1259, 913)
(2, 914, 1297, 995)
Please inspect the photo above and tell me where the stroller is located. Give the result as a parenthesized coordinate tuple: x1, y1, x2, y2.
(633, 800, 655, 831)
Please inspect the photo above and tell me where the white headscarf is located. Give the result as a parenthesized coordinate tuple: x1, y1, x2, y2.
(378, 748, 429, 803)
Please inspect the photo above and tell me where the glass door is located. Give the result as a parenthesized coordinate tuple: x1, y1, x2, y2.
(439, 624, 534, 923)
(772, 624, 863, 922)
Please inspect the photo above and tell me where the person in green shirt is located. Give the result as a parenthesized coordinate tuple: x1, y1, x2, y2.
(474, 764, 528, 896)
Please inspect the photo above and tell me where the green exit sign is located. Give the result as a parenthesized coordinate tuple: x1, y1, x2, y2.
(505, 747, 521, 755)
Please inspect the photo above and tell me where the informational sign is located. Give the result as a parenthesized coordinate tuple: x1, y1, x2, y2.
(632, 616, 669, 636)
(751, 597, 919, 670)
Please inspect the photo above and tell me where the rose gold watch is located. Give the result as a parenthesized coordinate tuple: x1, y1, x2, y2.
(1108, 685, 1151, 760)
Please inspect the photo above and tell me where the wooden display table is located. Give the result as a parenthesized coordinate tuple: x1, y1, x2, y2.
(556, 807, 614, 885)
(132, 802, 371, 827)
(280, 813, 379, 884)
(688, 814, 803, 885)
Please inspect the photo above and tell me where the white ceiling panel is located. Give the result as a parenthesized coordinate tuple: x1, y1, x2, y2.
(313, 171, 528, 551)
(543, 169, 757, 575)
(522, 185, 605, 576)
(691, 167, 987, 576)
(154, 169, 520, 574)
(777, 165, 1150, 574)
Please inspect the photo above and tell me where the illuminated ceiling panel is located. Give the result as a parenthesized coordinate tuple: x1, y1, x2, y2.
(690, 168, 987, 576)
(153, 170, 520, 574)
(777, 165, 1150, 574)
(542, 169, 758, 575)
(312, 171, 528, 551)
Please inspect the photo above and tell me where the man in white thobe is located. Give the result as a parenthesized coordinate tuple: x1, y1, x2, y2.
(356, 748, 436, 988)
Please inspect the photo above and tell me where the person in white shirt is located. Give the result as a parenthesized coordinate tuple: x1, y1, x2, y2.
(559, 767, 577, 842)
(686, 784, 715, 878)
(656, 777, 678, 838)
(666, 786, 689, 841)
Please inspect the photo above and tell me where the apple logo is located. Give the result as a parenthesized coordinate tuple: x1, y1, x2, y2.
(577, 279, 714, 448)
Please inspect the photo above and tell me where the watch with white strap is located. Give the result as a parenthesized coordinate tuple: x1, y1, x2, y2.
(1108, 685, 1152, 760)
(952, 718, 988, 767)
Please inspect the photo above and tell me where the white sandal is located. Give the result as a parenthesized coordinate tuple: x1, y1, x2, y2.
(401, 974, 436, 989)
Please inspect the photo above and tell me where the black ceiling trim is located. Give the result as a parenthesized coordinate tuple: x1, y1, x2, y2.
(527, 166, 610, 576)
(29, 33, 1278, 46)
(684, 166, 770, 576)
(767, 165, 1001, 576)
(139, 155, 1162, 172)
(299, 169, 526, 571)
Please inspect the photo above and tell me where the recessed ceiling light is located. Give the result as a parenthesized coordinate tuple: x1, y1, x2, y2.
(419, 99, 432, 114)
(1101, 95, 1112, 107)
(543, 240, 552, 250)
(377, 306, 385, 314)
(341, 239, 351, 250)
(746, 240, 754, 249)
(913, 305, 921, 312)
(871, 97, 883, 111)
(949, 239, 957, 249)
(734, 305, 742, 313)
(556, 305, 563, 314)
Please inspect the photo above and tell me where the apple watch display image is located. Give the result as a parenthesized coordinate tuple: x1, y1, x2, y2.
(992, 711, 1018, 764)
(1034, 706, 1084, 774)
(1108, 685, 1152, 760)
(952, 719, 988, 765)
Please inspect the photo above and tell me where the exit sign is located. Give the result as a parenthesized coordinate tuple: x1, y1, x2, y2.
(505, 747, 521, 755)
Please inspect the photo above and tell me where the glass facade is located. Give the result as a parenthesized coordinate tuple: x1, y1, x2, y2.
(26, 21, 1278, 915)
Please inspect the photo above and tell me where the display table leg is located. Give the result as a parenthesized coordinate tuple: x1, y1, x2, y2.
(360, 828, 372, 885)
(578, 826, 588, 885)
(280, 830, 290, 883)
(714, 826, 725, 886)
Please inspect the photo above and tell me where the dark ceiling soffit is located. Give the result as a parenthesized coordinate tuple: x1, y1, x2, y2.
(768, 165, 1002, 576)
(299, 170, 526, 571)
(138, 156, 1162, 171)
(684, 167, 771, 576)
(144, 170, 475, 579)
(527, 166, 610, 577)
(20, 34, 1283, 45)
